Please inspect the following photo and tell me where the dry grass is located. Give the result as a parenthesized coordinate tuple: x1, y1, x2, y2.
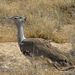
(0, 0, 75, 43)
(0, 0, 75, 75)
(0, 42, 75, 75)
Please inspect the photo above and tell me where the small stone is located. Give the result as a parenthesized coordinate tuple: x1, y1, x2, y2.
(45, 69, 47, 71)
(2, 65, 9, 69)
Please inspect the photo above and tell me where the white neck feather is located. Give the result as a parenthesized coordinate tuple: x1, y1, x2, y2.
(17, 23, 25, 45)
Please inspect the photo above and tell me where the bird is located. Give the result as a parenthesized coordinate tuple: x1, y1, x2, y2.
(4, 16, 73, 70)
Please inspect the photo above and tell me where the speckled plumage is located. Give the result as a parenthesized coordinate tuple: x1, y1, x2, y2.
(20, 38, 69, 63)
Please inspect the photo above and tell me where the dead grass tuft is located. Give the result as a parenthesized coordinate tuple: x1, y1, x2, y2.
(0, 0, 75, 43)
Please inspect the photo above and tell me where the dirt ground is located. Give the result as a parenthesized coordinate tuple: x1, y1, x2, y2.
(0, 42, 75, 75)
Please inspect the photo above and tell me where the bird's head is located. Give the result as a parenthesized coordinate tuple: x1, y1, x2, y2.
(4, 16, 27, 26)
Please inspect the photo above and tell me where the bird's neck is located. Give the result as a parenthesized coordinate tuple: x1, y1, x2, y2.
(17, 23, 25, 45)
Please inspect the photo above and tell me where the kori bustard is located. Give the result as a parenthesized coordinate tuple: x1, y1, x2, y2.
(4, 16, 72, 68)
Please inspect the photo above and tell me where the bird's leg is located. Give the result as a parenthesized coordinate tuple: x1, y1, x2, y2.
(31, 56, 37, 68)
(47, 59, 62, 71)
(39, 55, 47, 65)
(47, 59, 75, 71)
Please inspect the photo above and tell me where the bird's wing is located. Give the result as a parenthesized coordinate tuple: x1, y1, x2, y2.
(20, 38, 68, 61)
(36, 44, 68, 61)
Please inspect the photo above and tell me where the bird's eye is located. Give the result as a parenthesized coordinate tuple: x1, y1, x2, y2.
(14, 18, 17, 19)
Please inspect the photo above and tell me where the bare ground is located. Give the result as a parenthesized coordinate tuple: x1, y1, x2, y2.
(0, 42, 75, 75)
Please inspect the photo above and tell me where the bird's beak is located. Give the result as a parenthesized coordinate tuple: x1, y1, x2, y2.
(4, 17, 12, 20)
